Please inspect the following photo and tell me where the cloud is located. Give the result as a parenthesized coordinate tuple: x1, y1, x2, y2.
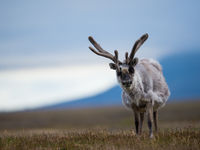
(0, 64, 116, 111)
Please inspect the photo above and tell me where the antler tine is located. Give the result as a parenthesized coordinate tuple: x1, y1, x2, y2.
(129, 33, 148, 62)
(88, 36, 122, 63)
(88, 36, 109, 54)
(125, 52, 129, 64)
(114, 50, 120, 63)
(89, 46, 116, 62)
(114, 50, 118, 59)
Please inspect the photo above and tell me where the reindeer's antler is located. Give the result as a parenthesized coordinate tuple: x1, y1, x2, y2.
(88, 36, 122, 64)
(129, 33, 148, 63)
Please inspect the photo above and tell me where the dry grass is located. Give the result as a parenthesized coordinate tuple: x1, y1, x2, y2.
(0, 128, 199, 150)
(0, 100, 200, 149)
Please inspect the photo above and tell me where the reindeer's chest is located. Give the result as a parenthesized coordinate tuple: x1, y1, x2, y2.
(129, 92, 147, 111)
(131, 100, 148, 112)
(123, 90, 149, 112)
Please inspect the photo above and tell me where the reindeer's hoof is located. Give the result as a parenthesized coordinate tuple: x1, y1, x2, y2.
(149, 134, 154, 138)
(131, 130, 136, 136)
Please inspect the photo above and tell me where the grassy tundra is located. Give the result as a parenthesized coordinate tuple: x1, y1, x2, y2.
(0, 100, 200, 150)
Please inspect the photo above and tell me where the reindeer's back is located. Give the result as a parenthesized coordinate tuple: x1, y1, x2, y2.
(136, 59, 170, 104)
(139, 59, 162, 73)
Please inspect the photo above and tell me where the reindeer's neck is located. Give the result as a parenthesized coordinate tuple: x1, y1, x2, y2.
(121, 71, 143, 98)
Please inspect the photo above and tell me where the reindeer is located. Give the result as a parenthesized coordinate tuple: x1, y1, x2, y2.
(88, 33, 170, 138)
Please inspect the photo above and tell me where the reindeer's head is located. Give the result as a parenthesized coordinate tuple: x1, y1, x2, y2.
(88, 33, 148, 88)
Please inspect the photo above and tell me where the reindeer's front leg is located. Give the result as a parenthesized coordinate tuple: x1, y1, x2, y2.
(132, 104, 140, 135)
(134, 110, 140, 134)
(147, 102, 153, 138)
(139, 112, 144, 134)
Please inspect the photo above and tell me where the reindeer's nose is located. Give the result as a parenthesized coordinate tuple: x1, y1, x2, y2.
(122, 81, 132, 87)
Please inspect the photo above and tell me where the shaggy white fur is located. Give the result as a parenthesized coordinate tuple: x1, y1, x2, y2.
(120, 59, 170, 111)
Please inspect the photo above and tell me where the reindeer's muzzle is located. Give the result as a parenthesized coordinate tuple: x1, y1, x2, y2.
(122, 81, 132, 87)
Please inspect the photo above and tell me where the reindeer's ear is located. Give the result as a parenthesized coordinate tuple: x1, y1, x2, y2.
(109, 63, 117, 70)
(129, 57, 138, 66)
(133, 57, 139, 66)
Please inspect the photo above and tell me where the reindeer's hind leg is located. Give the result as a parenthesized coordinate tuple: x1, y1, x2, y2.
(153, 111, 158, 132)
(147, 103, 153, 138)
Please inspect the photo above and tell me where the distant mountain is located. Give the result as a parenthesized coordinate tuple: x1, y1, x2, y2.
(40, 85, 122, 110)
(160, 50, 200, 100)
(40, 50, 200, 110)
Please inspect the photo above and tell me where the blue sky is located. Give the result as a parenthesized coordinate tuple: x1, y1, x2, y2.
(0, 0, 200, 111)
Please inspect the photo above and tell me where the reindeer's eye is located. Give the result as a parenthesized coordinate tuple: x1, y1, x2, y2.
(117, 71, 122, 76)
(128, 67, 135, 74)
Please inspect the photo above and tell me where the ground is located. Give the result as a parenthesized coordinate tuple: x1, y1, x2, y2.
(0, 100, 200, 150)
